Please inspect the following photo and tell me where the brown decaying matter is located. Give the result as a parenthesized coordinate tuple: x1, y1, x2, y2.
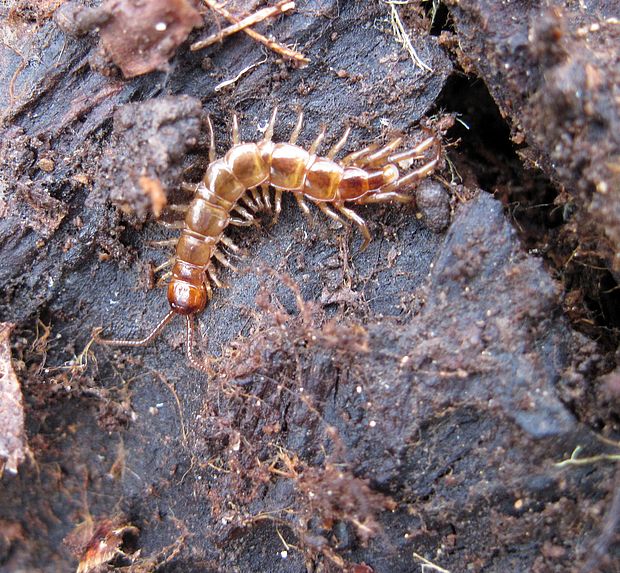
(97, 110, 441, 372)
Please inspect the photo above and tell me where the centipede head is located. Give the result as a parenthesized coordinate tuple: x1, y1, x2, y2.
(167, 280, 208, 315)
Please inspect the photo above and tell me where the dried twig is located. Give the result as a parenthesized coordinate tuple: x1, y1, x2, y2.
(192, 0, 309, 66)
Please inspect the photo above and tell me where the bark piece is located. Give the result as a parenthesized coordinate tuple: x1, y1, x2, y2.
(0, 322, 29, 476)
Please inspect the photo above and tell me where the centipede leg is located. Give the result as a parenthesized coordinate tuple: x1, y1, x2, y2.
(156, 271, 173, 287)
(294, 192, 311, 218)
(239, 193, 259, 212)
(204, 278, 213, 300)
(356, 137, 403, 167)
(153, 258, 174, 273)
(379, 157, 440, 193)
(206, 114, 216, 163)
(165, 203, 190, 213)
(261, 183, 272, 211)
(230, 218, 256, 227)
(273, 189, 282, 224)
(341, 142, 380, 166)
(317, 202, 344, 225)
(186, 314, 211, 374)
(181, 182, 198, 193)
(356, 191, 413, 204)
(251, 187, 264, 209)
(158, 221, 185, 230)
(289, 111, 304, 144)
(387, 136, 436, 165)
(308, 125, 326, 154)
(213, 248, 239, 273)
(220, 235, 242, 253)
(231, 204, 256, 223)
(207, 265, 225, 288)
(327, 126, 351, 159)
(232, 113, 240, 145)
(264, 107, 278, 141)
(148, 239, 178, 248)
(336, 203, 372, 251)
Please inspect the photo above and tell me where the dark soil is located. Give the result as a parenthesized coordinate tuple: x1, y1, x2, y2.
(0, 1, 618, 572)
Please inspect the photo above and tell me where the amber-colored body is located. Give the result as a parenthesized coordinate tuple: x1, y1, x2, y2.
(98, 110, 441, 371)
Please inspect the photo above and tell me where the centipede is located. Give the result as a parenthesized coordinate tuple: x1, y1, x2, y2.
(96, 109, 442, 372)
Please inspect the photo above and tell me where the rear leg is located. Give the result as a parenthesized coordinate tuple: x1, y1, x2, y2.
(356, 191, 413, 205)
(355, 137, 403, 168)
(378, 156, 440, 194)
(387, 136, 437, 167)
(341, 142, 380, 166)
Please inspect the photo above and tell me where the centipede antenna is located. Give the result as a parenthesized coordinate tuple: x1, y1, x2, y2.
(186, 314, 210, 373)
(387, 136, 436, 165)
(232, 113, 240, 145)
(289, 111, 304, 144)
(327, 126, 351, 159)
(97, 310, 176, 348)
(264, 107, 278, 141)
(206, 114, 216, 163)
(308, 125, 326, 155)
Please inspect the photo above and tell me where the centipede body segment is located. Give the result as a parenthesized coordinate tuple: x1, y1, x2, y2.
(97, 109, 442, 372)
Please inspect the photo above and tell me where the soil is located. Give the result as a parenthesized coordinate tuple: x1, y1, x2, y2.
(0, 1, 618, 572)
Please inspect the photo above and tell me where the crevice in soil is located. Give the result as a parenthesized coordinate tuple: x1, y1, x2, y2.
(434, 72, 620, 352)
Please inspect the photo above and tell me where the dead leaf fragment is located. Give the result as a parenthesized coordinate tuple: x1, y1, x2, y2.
(99, 0, 203, 78)
(0, 322, 30, 476)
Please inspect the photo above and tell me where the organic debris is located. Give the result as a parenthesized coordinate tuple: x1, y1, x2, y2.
(64, 516, 139, 572)
(56, 0, 203, 78)
(0, 322, 30, 476)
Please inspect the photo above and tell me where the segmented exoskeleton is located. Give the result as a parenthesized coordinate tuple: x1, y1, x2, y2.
(97, 109, 441, 372)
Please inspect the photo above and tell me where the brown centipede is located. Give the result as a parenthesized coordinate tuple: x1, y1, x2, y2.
(96, 109, 442, 372)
